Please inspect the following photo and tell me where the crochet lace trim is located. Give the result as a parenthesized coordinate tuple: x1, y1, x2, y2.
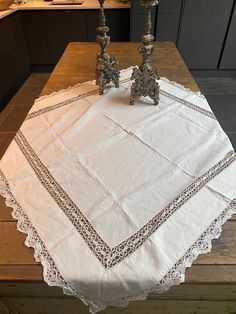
(1, 169, 235, 313)
(1, 70, 235, 312)
(14, 130, 236, 268)
(0, 169, 106, 313)
(26, 67, 213, 121)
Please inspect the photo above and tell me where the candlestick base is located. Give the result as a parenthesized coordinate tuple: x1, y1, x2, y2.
(130, 63, 160, 106)
(130, 1, 160, 106)
(96, 52, 119, 95)
(95, 0, 120, 95)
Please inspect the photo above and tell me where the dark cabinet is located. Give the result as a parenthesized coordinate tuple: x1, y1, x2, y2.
(0, 8, 129, 108)
(44, 10, 87, 64)
(22, 10, 87, 65)
(21, 9, 130, 65)
(220, 4, 236, 69)
(156, 0, 182, 44)
(177, 0, 234, 69)
(0, 12, 23, 56)
(87, 10, 130, 42)
(21, 11, 51, 65)
(0, 13, 30, 110)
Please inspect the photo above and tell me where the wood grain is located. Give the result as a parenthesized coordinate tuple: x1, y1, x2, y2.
(1, 220, 236, 267)
(1, 265, 236, 284)
(40, 42, 199, 96)
(1, 297, 236, 314)
(0, 300, 9, 314)
(1, 282, 236, 300)
(0, 42, 235, 291)
(0, 197, 15, 222)
(0, 222, 36, 265)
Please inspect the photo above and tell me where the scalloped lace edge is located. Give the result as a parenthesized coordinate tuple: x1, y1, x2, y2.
(160, 76, 206, 100)
(124, 198, 236, 301)
(35, 66, 135, 102)
(0, 173, 105, 313)
(1, 172, 235, 313)
(35, 66, 205, 104)
(36, 79, 97, 102)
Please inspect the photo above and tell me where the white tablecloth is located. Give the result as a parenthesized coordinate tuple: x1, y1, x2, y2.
(1, 67, 236, 313)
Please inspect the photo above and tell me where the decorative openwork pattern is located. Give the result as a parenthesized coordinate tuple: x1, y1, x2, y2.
(157, 199, 236, 292)
(1, 166, 236, 313)
(130, 1, 160, 106)
(26, 78, 130, 120)
(14, 131, 111, 266)
(95, 0, 120, 94)
(26, 89, 98, 120)
(160, 90, 216, 120)
(26, 76, 215, 122)
(14, 130, 236, 268)
(0, 169, 67, 287)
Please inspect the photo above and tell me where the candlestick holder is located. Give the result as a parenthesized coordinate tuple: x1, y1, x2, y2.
(130, 0, 160, 106)
(96, 0, 120, 95)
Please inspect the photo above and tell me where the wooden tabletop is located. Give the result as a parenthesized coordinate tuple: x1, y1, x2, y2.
(0, 42, 236, 284)
(40, 42, 199, 96)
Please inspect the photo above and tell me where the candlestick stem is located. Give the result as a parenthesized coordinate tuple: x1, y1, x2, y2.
(130, 1, 160, 106)
(96, 0, 119, 95)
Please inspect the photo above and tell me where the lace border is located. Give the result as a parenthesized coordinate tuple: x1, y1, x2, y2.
(25, 67, 214, 122)
(123, 199, 236, 302)
(35, 66, 135, 103)
(0, 169, 106, 314)
(160, 89, 216, 120)
(161, 76, 206, 99)
(1, 169, 235, 313)
(159, 76, 216, 119)
(26, 76, 131, 120)
(14, 130, 236, 268)
(26, 88, 99, 120)
(158, 199, 236, 291)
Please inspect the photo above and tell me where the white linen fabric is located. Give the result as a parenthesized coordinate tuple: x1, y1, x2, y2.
(1, 67, 236, 313)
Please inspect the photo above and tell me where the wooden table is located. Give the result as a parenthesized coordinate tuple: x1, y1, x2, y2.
(0, 42, 236, 314)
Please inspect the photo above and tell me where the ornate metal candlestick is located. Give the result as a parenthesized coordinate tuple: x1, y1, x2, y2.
(96, 0, 120, 95)
(130, 0, 160, 106)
